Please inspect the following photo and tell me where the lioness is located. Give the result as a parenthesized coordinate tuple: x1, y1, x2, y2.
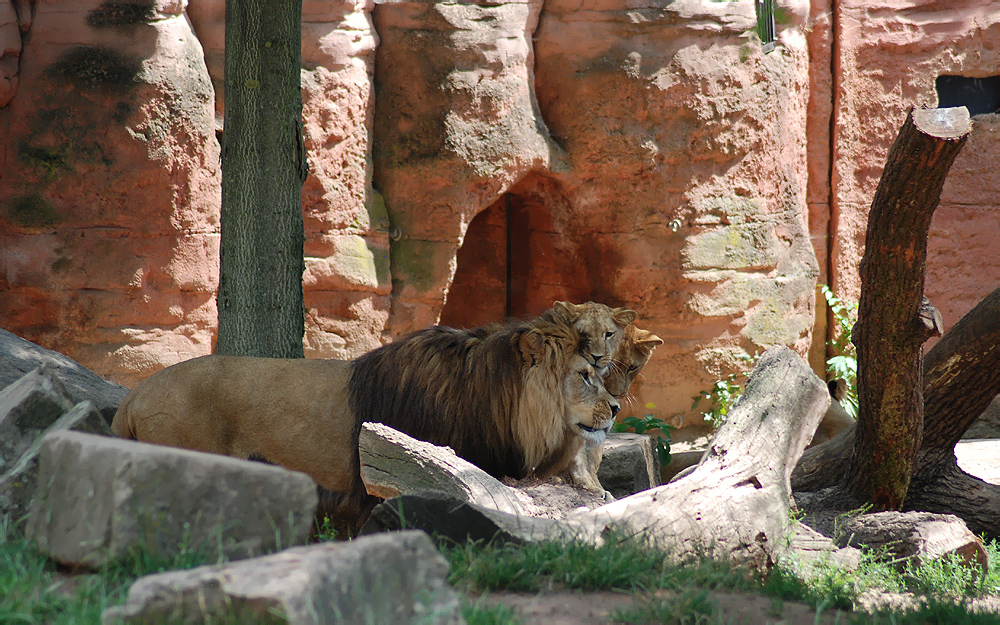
(571, 322, 663, 495)
(546, 301, 637, 375)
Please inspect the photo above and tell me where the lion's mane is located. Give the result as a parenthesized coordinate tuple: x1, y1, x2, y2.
(348, 317, 580, 479)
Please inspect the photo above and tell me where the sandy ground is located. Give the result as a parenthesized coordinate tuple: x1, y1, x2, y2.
(478, 589, 855, 624)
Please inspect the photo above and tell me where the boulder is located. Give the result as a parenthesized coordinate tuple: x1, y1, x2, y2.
(103, 531, 464, 625)
(0, 365, 74, 466)
(27, 431, 318, 568)
(0, 330, 129, 423)
(1, 398, 110, 524)
(596, 433, 661, 499)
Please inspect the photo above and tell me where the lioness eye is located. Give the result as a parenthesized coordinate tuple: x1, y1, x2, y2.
(628, 365, 638, 372)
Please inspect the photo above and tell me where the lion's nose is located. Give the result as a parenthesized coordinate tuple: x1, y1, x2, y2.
(610, 399, 620, 417)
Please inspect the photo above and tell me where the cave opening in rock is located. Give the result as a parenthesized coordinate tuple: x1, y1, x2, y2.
(936, 75, 1000, 117)
(439, 175, 594, 328)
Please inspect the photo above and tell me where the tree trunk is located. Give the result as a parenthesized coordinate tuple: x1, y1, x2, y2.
(794, 286, 1000, 538)
(217, 0, 308, 358)
(848, 107, 969, 510)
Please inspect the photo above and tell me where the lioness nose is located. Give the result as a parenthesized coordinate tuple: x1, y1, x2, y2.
(610, 399, 620, 417)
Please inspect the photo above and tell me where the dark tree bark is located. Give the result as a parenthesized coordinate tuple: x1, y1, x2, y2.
(848, 107, 969, 510)
(904, 287, 1000, 537)
(217, 0, 309, 358)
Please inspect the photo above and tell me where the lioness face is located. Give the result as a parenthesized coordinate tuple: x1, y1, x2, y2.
(563, 354, 619, 444)
(604, 326, 663, 398)
(553, 301, 637, 376)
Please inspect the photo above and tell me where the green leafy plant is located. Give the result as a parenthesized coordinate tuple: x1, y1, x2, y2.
(692, 352, 759, 431)
(821, 285, 859, 419)
(613, 404, 674, 466)
(692, 374, 744, 431)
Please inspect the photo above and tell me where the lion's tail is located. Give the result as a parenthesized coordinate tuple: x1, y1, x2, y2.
(110, 391, 138, 440)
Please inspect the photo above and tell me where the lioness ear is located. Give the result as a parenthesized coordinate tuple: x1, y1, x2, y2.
(552, 301, 580, 322)
(637, 330, 664, 348)
(612, 307, 638, 327)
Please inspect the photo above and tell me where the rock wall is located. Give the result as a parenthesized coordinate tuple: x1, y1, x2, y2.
(828, 1, 1000, 335)
(0, 0, 220, 388)
(2, 0, 997, 430)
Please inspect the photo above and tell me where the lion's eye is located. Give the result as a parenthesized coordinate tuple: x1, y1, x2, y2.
(605, 331, 614, 339)
(580, 371, 592, 385)
(627, 365, 638, 372)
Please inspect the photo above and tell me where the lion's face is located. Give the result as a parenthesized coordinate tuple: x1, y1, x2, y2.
(553, 301, 637, 376)
(604, 325, 663, 398)
(562, 354, 619, 444)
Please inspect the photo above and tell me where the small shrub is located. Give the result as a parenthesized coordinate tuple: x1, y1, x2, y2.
(613, 404, 674, 466)
(821, 285, 859, 418)
(692, 353, 758, 431)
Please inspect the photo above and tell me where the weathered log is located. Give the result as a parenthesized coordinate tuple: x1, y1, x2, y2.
(800, 511, 987, 571)
(850, 107, 970, 510)
(575, 346, 830, 571)
(359, 422, 527, 516)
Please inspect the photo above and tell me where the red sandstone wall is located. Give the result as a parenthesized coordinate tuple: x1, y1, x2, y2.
(828, 1, 1000, 334)
(2, 0, 997, 432)
(0, 0, 221, 387)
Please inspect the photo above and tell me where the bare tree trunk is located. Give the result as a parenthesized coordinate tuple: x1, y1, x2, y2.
(848, 107, 969, 510)
(217, 0, 308, 358)
(795, 286, 1000, 537)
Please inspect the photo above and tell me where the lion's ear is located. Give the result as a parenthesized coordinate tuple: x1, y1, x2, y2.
(612, 307, 638, 327)
(552, 301, 580, 322)
(636, 330, 664, 348)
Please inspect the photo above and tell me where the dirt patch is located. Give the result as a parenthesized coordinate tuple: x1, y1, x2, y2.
(478, 589, 853, 624)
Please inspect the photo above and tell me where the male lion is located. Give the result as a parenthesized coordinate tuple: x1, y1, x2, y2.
(350, 316, 620, 479)
(112, 312, 618, 529)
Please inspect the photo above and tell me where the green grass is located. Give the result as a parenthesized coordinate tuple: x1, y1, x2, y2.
(443, 530, 1000, 625)
(8, 512, 1000, 625)
(0, 517, 230, 624)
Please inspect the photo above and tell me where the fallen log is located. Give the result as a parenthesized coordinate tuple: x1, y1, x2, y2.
(359, 422, 527, 515)
(799, 510, 986, 571)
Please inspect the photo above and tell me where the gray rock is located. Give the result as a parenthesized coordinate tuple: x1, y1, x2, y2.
(0, 330, 130, 424)
(597, 433, 661, 499)
(102, 531, 464, 625)
(0, 399, 112, 524)
(0, 365, 75, 470)
(27, 431, 318, 568)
